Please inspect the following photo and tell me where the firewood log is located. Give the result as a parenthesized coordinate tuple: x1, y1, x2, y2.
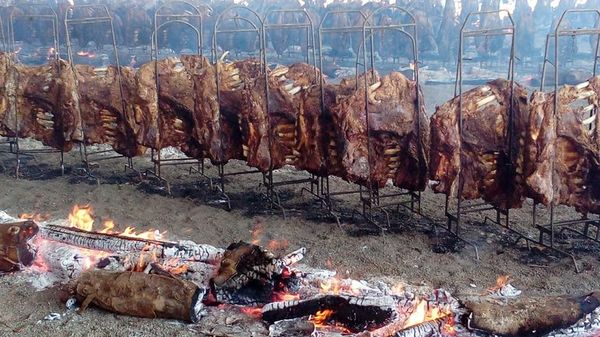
(464, 292, 600, 336)
(74, 270, 206, 322)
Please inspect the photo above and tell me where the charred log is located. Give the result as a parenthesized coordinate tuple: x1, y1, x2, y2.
(262, 294, 396, 332)
(39, 224, 223, 262)
(464, 292, 600, 337)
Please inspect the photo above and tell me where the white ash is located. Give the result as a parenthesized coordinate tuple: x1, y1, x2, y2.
(489, 283, 522, 298)
(545, 307, 600, 337)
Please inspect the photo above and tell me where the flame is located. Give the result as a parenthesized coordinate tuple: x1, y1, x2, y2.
(272, 291, 300, 302)
(267, 239, 289, 252)
(392, 283, 405, 295)
(488, 275, 510, 293)
(311, 309, 334, 325)
(19, 213, 48, 222)
(66, 204, 165, 240)
(100, 220, 115, 234)
(68, 205, 94, 231)
(402, 300, 451, 329)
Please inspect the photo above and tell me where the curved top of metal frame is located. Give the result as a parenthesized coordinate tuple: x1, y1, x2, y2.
(8, 3, 61, 64)
(212, 5, 264, 64)
(318, 9, 366, 33)
(455, 10, 516, 96)
(540, 8, 600, 91)
(64, 4, 113, 24)
(263, 8, 317, 77)
(358, 5, 419, 81)
(152, 0, 210, 59)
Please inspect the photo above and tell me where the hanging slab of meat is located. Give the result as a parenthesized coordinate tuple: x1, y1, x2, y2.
(76, 64, 145, 157)
(154, 56, 206, 158)
(0, 53, 14, 137)
(123, 62, 159, 151)
(180, 55, 221, 163)
(430, 79, 529, 210)
(216, 59, 263, 164)
(329, 71, 430, 190)
(525, 77, 600, 214)
(285, 63, 329, 176)
(9, 59, 82, 151)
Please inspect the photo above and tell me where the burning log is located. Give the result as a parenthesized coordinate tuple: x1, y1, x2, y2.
(261, 294, 397, 332)
(0, 220, 39, 272)
(464, 292, 600, 337)
(39, 224, 223, 263)
(74, 270, 206, 323)
(210, 241, 305, 305)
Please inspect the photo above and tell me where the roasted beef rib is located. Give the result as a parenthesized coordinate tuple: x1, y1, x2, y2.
(430, 79, 529, 210)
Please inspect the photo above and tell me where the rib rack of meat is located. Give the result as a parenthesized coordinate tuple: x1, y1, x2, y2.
(75, 64, 145, 158)
(526, 77, 600, 215)
(329, 70, 430, 191)
(1, 57, 81, 152)
(430, 79, 529, 211)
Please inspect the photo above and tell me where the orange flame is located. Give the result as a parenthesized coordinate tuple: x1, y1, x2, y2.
(19, 213, 48, 222)
(488, 275, 510, 293)
(68, 205, 94, 231)
(66, 204, 166, 240)
(272, 291, 300, 302)
(402, 300, 451, 329)
(251, 222, 264, 245)
(267, 239, 289, 252)
(311, 309, 334, 325)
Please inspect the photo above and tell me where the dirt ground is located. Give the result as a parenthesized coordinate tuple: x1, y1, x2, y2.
(0, 85, 598, 337)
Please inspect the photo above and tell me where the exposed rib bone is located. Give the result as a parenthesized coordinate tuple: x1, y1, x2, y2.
(477, 94, 497, 108)
(287, 86, 301, 96)
(575, 81, 590, 90)
(582, 113, 597, 125)
(270, 66, 289, 78)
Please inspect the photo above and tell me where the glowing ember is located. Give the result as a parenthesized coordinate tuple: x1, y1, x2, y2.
(240, 307, 262, 319)
(272, 291, 300, 302)
(319, 278, 362, 296)
(69, 205, 94, 231)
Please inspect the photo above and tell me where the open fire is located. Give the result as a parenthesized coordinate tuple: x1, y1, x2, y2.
(1, 207, 600, 337)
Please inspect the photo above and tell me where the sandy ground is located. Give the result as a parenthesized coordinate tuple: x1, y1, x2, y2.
(0, 84, 598, 336)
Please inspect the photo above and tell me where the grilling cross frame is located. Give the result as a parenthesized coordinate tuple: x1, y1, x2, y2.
(315, 6, 424, 231)
(0, 11, 12, 152)
(64, 4, 138, 182)
(533, 8, 600, 272)
(3, 4, 64, 178)
(212, 5, 267, 212)
(446, 10, 520, 258)
(145, 0, 213, 194)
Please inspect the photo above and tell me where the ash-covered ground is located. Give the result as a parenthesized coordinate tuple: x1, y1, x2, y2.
(0, 84, 598, 337)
